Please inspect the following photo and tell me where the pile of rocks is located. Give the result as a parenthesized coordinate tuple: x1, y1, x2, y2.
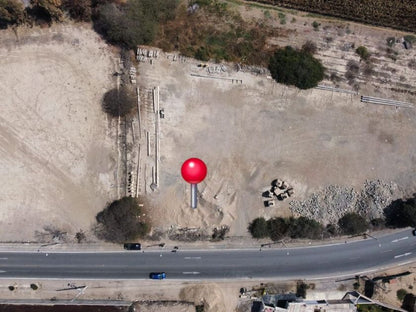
(289, 180, 400, 225)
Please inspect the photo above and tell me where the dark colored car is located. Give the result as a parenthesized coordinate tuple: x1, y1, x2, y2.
(123, 243, 141, 250)
(149, 272, 166, 280)
(412, 229, 416, 236)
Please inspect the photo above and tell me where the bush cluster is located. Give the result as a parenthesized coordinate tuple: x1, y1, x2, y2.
(249, 211, 374, 240)
(248, 216, 323, 241)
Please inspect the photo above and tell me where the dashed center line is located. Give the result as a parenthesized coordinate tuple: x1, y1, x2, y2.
(394, 252, 412, 259)
(184, 257, 201, 260)
(392, 237, 408, 243)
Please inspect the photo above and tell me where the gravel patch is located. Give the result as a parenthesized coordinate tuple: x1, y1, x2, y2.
(289, 180, 401, 225)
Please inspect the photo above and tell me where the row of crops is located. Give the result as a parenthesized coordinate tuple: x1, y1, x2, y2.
(247, 0, 416, 32)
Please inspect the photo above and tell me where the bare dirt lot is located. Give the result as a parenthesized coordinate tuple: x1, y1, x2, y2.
(0, 24, 118, 242)
(139, 48, 416, 237)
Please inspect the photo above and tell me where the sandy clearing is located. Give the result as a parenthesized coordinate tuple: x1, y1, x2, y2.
(0, 24, 118, 241)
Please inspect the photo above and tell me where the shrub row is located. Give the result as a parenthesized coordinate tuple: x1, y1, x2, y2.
(249, 194, 416, 240)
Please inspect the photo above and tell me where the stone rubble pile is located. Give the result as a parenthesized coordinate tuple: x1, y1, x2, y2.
(289, 180, 400, 225)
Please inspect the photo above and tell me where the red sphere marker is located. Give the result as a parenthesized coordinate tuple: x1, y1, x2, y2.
(181, 158, 207, 209)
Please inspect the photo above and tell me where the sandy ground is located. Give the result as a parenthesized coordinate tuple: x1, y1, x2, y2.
(0, 24, 118, 242)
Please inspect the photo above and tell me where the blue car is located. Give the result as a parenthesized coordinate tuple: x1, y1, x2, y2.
(149, 272, 166, 280)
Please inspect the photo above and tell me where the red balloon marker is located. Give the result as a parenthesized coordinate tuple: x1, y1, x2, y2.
(181, 158, 207, 209)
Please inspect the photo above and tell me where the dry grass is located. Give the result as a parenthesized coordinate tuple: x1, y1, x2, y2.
(153, 1, 276, 66)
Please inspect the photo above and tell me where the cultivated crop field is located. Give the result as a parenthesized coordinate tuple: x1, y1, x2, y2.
(248, 0, 416, 32)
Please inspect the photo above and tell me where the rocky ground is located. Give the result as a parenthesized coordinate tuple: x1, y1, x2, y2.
(289, 180, 401, 225)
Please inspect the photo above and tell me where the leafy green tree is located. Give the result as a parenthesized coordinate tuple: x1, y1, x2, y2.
(96, 196, 150, 243)
(355, 46, 370, 60)
(0, 0, 24, 28)
(102, 87, 136, 117)
(289, 216, 323, 239)
(267, 217, 289, 241)
(268, 46, 325, 89)
(338, 212, 368, 235)
(397, 289, 408, 301)
(248, 217, 268, 239)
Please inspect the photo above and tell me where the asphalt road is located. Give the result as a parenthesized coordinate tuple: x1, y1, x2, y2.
(0, 229, 415, 280)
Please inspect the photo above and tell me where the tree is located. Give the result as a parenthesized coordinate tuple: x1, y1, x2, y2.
(268, 46, 325, 90)
(0, 0, 24, 28)
(95, 196, 150, 243)
(248, 217, 268, 239)
(102, 87, 136, 117)
(384, 196, 416, 228)
(93, 0, 178, 48)
(93, 3, 125, 45)
(397, 289, 408, 301)
(30, 0, 63, 22)
(62, 0, 92, 21)
(338, 212, 368, 235)
(289, 216, 323, 239)
(355, 46, 370, 61)
(267, 217, 289, 241)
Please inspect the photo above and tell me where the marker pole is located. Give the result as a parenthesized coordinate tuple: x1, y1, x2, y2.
(191, 184, 197, 209)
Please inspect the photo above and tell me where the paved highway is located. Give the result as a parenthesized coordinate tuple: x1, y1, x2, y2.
(0, 229, 415, 280)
